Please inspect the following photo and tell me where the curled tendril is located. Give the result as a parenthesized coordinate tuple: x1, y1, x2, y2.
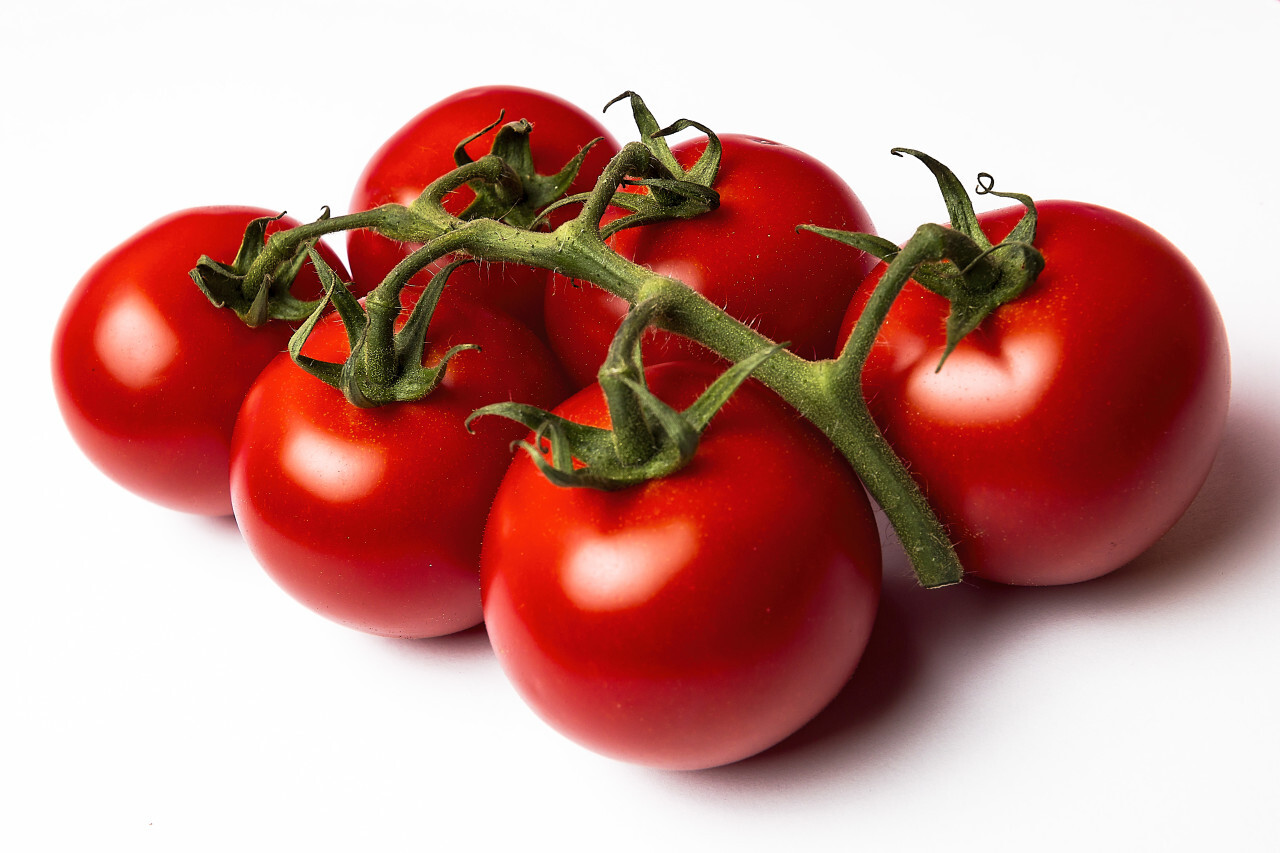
(975, 172, 997, 195)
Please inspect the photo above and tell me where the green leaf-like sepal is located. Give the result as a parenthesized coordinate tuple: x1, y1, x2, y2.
(933, 240, 1044, 368)
(450, 111, 605, 230)
(975, 171, 1037, 245)
(605, 92, 722, 187)
(288, 252, 478, 407)
(189, 210, 329, 326)
(891, 149, 991, 247)
(579, 92, 722, 238)
(467, 300, 783, 490)
(806, 150, 1046, 368)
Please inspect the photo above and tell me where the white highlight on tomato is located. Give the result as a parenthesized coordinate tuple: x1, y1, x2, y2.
(93, 290, 179, 390)
(563, 520, 699, 612)
(905, 332, 1061, 425)
(282, 424, 386, 503)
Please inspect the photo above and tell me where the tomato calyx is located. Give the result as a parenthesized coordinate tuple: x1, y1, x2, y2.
(468, 299, 782, 490)
(452, 111, 608, 230)
(288, 251, 478, 408)
(806, 149, 1045, 368)
(189, 210, 331, 326)
(539, 91, 722, 239)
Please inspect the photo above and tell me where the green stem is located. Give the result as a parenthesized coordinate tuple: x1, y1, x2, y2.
(577, 142, 656, 231)
(598, 300, 662, 466)
(555, 228, 965, 587)
(360, 241, 455, 390)
(822, 224, 989, 587)
(233, 149, 969, 587)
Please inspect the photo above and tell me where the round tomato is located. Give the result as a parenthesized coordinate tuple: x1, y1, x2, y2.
(230, 293, 570, 638)
(346, 85, 621, 333)
(51, 206, 349, 516)
(839, 200, 1230, 586)
(480, 362, 882, 769)
(544, 134, 877, 387)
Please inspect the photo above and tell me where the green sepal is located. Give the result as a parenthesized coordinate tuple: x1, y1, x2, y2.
(586, 92, 723, 238)
(807, 150, 1046, 368)
(974, 171, 1037, 245)
(891, 149, 1040, 302)
(651, 117, 721, 188)
(892, 152, 1042, 366)
(596, 177, 721, 241)
(288, 252, 479, 407)
(451, 112, 605, 230)
(932, 240, 1044, 368)
(189, 210, 329, 326)
(467, 299, 782, 490)
(604, 91, 686, 178)
(797, 225, 902, 263)
(796, 225, 956, 300)
(604, 93, 721, 189)
(286, 253, 349, 389)
(891, 148, 991, 248)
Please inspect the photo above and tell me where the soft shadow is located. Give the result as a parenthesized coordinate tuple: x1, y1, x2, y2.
(1093, 395, 1280, 597)
(382, 622, 495, 665)
(747, 584, 921, 762)
(206, 512, 243, 536)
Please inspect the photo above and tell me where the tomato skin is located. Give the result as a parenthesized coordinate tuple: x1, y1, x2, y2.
(229, 296, 571, 638)
(51, 206, 349, 516)
(480, 363, 882, 769)
(346, 85, 621, 332)
(544, 134, 877, 387)
(839, 200, 1230, 586)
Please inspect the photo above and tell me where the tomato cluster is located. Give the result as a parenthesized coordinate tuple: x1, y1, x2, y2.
(51, 85, 1230, 771)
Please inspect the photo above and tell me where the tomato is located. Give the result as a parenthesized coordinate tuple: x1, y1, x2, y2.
(346, 85, 621, 333)
(839, 200, 1230, 586)
(544, 134, 877, 387)
(229, 292, 571, 638)
(480, 362, 882, 769)
(51, 206, 349, 516)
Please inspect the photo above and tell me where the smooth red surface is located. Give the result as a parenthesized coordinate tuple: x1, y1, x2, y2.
(480, 363, 882, 769)
(229, 295, 570, 638)
(346, 85, 620, 332)
(544, 134, 877, 387)
(839, 200, 1231, 585)
(51, 207, 349, 516)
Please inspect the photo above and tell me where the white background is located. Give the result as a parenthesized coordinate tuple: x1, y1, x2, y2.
(6, 1, 1279, 850)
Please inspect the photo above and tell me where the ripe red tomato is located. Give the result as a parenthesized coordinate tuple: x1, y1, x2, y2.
(839, 200, 1230, 586)
(544, 134, 877, 387)
(229, 293, 571, 638)
(346, 85, 621, 332)
(51, 206, 349, 516)
(480, 362, 882, 769)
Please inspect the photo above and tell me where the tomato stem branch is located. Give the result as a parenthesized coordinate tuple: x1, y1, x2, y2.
(225, 142, 976, 588)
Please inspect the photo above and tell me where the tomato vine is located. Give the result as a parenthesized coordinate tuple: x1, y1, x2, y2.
(189, 94, 1055, 589)
(51, 82, 1232, 770)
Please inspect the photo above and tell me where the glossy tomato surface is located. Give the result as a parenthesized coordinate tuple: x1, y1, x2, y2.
(481, 362, 882, 769)
(51, 206, 349, 516)
(230, 294, 570, 638)
(839, 200, 1230, 586)
(346, 85, 620, 332)
(544, 134, 877, 387)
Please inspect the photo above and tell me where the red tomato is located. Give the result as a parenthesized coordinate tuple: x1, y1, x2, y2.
(480, 362, 882, 769)
(346, 85, 621, 332)
(839, 200, 1230, 586)
(51, 206, 349, 516)
(544, 134, 877, 387)
(229, 293, 571, 638)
